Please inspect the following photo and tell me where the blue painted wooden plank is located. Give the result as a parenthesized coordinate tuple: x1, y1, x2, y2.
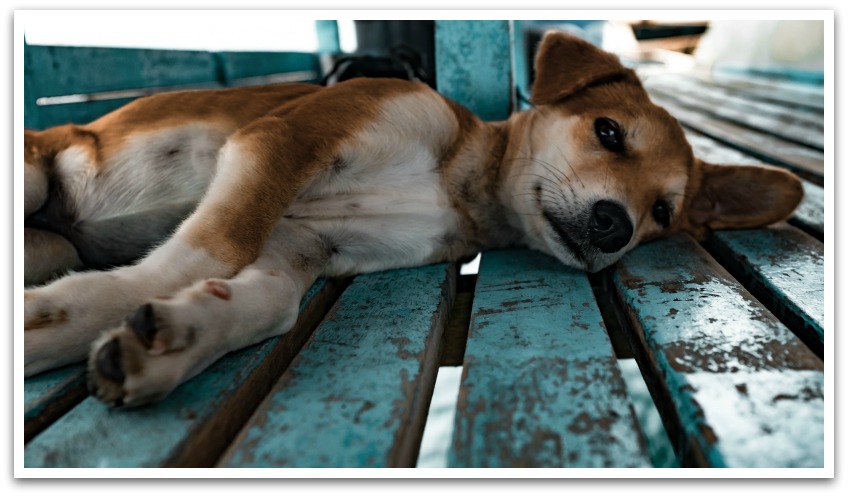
(648, 91, 824, 181)
(221, 264, 455, 468)
(217, 51, 320, 85)
(711, 69, 824, 109)
(33, 98, 139, 128)
(435, 20, 513, 121)
(646, 74, 824, 134)
(25, 45, 221, 129)
(24, 364, 87, 442)
(26, 45, 220, 97)
(449, 250, 650, 468)
(706, 224, 824, 356)
(682, 128, 824, 240)
(24, 279, 344, 467)
(23, 40, 41, 129)
(644, 76, 823, 150)
(613, 235, 824, 467)
(315, 20, 340, 53)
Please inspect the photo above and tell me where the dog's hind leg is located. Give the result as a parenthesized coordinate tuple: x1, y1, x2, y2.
(85, 221, 330, 407)
(24, 79, 419, 377)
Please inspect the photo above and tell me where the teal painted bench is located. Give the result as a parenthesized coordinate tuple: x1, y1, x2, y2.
(22, 20, 826, 469)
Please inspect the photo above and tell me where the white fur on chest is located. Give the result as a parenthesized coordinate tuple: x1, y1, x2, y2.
(287, 91, 460, 276)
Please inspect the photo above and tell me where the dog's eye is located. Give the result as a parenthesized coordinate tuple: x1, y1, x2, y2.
(652, 200, 671, 228)
(594, 118, 624, 152)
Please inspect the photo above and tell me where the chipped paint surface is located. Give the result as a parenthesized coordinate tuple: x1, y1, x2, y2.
(613, 235, 824, 467)
(449, 250, 650, 468)
(710, 225, 823, 345)
(24, 279, 332, 468)
(435, 20, 513, 121)
(222, 264, 453, 468)
(24, 364, 86, 422)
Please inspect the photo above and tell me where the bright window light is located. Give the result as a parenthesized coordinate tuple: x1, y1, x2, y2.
(24, 12, 321, 52)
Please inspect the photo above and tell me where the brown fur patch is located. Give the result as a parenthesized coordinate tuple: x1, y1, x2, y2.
(182, 78, 423, 270)
(25, 309, 67, 331)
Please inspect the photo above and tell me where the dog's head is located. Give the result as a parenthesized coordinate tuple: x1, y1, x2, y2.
(509, 31, 803, 272)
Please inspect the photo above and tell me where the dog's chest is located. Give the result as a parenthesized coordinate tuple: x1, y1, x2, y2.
(286, 139, 460, 276)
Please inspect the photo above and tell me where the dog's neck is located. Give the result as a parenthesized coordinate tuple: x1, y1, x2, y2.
(442, 109, 544, 255)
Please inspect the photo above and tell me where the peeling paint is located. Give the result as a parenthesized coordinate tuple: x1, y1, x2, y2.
(613, 235, 824, 468)
(449, 250, 650, 468)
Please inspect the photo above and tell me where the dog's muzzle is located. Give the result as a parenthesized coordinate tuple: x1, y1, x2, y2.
(587, 200, 633, 253)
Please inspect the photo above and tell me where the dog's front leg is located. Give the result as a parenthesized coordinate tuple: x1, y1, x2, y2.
(85, 222, 329, 407)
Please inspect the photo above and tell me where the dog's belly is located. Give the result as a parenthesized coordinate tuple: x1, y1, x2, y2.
(51, 124, 230, 267)
(287, 148, 460, 277)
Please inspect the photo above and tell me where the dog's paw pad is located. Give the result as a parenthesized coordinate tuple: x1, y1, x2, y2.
(126, 303, 168, 354)
(88, 337, 128, 407)
(95, 338, 125, 384)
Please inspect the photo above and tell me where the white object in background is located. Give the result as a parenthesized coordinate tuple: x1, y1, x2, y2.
(694, 20, 824, 73)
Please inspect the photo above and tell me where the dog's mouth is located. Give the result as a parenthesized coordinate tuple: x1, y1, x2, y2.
(540, 205, 631, 273)
(542, 208, 588, 267)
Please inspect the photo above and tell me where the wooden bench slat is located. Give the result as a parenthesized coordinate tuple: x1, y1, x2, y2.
(448, 250, 651, 468)
(649, 73, 824, 124)
(23, 279, 343, 468)
(26, 45, 220, 97)
(613, 235, 824, 467)
(648, 92, 824, 182)
(706, 72, 825, 111)
(24, 364, 87, 443)
(216, 51, 320, 84)
(683, 128, 824, 240)
(435, 20, 513, 121)
(706, 224, 824, 357)
(220, 264, 455, 468)
(645, 79, 823, 150)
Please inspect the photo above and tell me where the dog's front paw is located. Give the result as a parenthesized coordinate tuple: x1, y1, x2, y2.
(87, 291, 227, 407)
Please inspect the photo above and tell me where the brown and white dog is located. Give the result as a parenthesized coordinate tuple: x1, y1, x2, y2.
(23, 33, 803, 407)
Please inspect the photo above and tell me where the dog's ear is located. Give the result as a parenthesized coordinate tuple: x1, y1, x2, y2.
(530, 31, 633, 106)
(683, 160, 804, 240)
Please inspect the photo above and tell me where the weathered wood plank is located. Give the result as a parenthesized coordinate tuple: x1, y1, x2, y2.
(25, 45, 221, 129)
(24, 278, 344, 468)
(26, 45, 220, 97)
(449, 250, 650, 468)
(649, 92, 824, 181)
(645, 79, 823, 150)
(645, 74, 823, 130)
(23, 40, 41, 129)
(705, 224, 824, 357)
(217, 51, 320, 84)
(707, 72, 824, 110)
(24, 365, 87, 443)
(435, 20, 513, 121)
(220, 264, 455, 468)
(612, 235, 824, 467)
(682, 128, 824, 240)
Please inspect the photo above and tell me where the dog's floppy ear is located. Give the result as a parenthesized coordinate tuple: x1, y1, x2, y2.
(530, 31, 633, 106)
(683, 160, 804, 240)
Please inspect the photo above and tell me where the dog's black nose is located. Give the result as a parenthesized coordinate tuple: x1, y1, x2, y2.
(588, 201, 633, 253)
